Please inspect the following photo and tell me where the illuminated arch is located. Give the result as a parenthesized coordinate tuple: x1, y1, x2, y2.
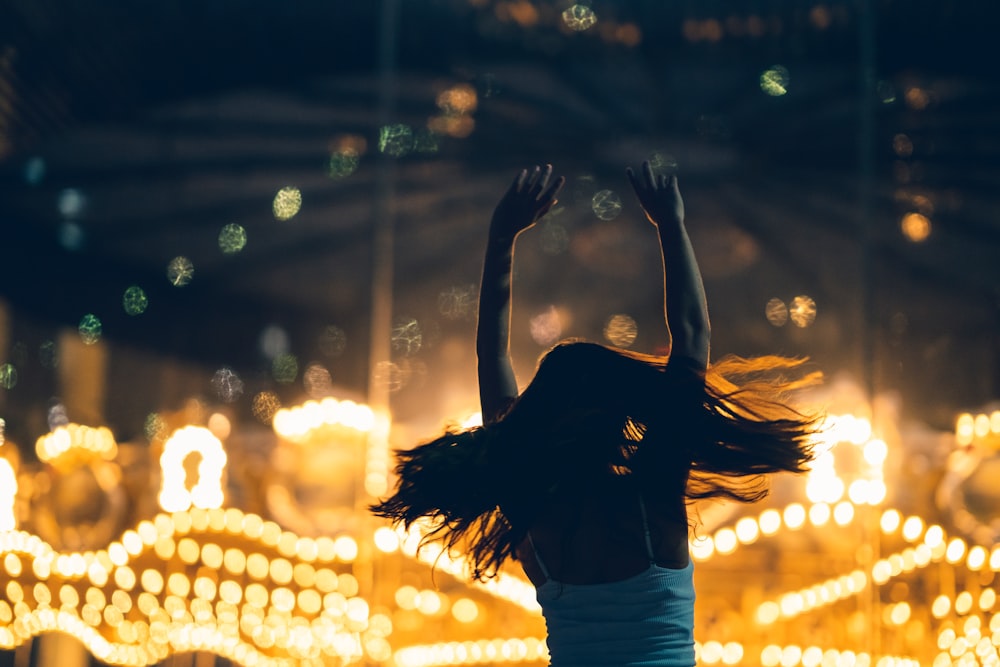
(158, 426, 227, 512)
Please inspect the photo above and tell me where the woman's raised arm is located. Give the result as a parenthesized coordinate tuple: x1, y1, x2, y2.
(627, 162, 710, 369)
(477, 165, 565, 424)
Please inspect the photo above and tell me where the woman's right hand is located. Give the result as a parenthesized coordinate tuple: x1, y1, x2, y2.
(490, 164, 565, 242)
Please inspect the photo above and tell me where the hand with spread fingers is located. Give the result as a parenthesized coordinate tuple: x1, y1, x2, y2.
(490, 164, 566, 241)
(627, 160, 684, 228)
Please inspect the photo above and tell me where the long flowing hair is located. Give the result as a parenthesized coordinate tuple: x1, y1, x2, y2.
(370, 340, 822, 580)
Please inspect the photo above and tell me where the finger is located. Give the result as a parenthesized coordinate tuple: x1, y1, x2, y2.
(524, 165, 542, 191)
(670, 174, 680, 191)
(659, 174, 668, 189)
(533, 164, 553, 196)
(512, 169, 528, 192)
(642, 161, 656, 189)
(626, 167, 640, 191)
(539, 175, 565, 205)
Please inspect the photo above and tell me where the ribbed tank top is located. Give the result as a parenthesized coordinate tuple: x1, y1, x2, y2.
(528, 500, 696, 667)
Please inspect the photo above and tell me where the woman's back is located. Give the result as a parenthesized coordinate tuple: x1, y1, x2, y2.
(517, 482, 689, 586)
(518, 485, 696, 667)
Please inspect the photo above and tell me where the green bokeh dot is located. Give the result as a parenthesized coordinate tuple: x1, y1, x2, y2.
(123, 285, 149, 316)
(272, 353, 299, 384)
(79, 314, 102, 345)
(0, 364, 17, 390)
(219, 223, 248, 254)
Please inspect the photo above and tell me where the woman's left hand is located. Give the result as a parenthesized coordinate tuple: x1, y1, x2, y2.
(490, 164, 565, 242)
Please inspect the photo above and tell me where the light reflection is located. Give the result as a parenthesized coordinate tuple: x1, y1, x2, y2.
(591, 189, 622, 221)
(391, 318, 423, 356)
(272, 186, 302, 221)
(603, 314, 638, 348)
(529, 306, 563, 346)
(760, 66, 790, 96)
(158, 426, 227, 513)
(0, 364, 16, 390)
(166, 256, 194, 286)
(211, 367, 244, 403)
(789, 295, 817, 327)
(379, 124, 414, 157)
(900, 212, 931, 242)
(766, 298, 789, 327)
(58, 188, 86, 218)
(562, 4, 597, 31)
(438, 285, 477, 320)
(272, 353, 299, 384)
(78, 314, 103, 345)
(218, 223, 248, 254)
(122, 286, 148, 316)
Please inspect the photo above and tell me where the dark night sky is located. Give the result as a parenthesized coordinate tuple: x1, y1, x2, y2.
(1, 0, 998, 444)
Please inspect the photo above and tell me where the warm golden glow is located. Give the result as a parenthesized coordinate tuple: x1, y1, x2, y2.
(900, 212, 931, 242)
(35, 424, 118, 463)
(158, 426, 227, 513)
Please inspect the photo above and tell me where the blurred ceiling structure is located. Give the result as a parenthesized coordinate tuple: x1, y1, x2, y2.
(0, 0, 998, 443)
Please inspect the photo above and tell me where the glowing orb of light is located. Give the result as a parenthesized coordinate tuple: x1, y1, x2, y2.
(211, 368, 245, 403)
(218, 223, 247, 254)
(900, 212, 931, 242)
(765, 298, 788, 326)
(0, 364, 17, 390)
(591, 189, 623, 221)
(273, 187, 303, 221)
(122, 286, 148, 316)
(604, 314, 638, 348)
(167, 256, 194, 286)
(562, 4, 597, 31)
(379, 124, 414, 157)
(78, 314, 103, 345)
(789, 295, 817, 327)
(760, 65, 790, 96)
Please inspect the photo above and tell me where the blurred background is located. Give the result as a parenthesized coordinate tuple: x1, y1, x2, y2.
(0, 1, 998, 666)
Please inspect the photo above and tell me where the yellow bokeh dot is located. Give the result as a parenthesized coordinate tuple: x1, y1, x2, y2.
(167, 572, 190, 597)
(246, 553, 270, 580)
(451, 597, 479, 623)
(177, 538, 200, 564)
(219, 580, 243, 605)
(273, 187, 303, 221)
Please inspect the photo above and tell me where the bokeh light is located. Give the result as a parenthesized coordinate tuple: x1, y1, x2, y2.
(562, 4, 597, 31)
(79, 314, 103, 345)
(58, 188, 86, 218)
(789, 295, 817, 328)
(529, 306, 563, 346)
(438, 285, 477, 320)
(167, 256, 194, 286)
(218, 223, 248, 254)
(273, 187, 303, 221)
(211, 367, 245, 403)
(272, 353, 299, 384)
(0, 364, 17, 390)
(318, 325, 348, 357)
(391, 318, 423, 356)
(251, 391, 281, 424)
(760, 65, 790, 96)
(603, 314, 638, 348)
(900, 212, 931, 242)
(766, 298, 789, 326)
(591, 189, 623, 220)
(379, 124, 414, 157)
(122, 286, 149, 316)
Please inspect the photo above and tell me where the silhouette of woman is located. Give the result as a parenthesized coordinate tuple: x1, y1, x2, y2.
(372, 162, 820, 666)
